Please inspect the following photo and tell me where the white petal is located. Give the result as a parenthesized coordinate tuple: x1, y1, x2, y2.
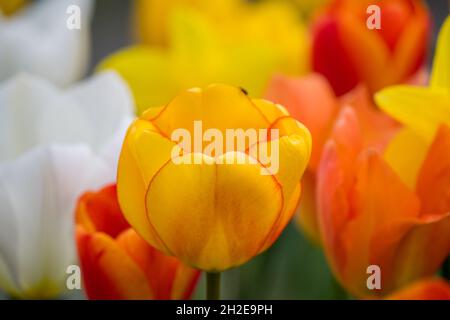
(0, 74, 94, 161)
(0, 0, 94, 86)
(0, 144, 111, 298)
(66, 71, 135, 151)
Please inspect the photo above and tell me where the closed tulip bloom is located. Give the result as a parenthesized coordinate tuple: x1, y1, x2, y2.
(76, 185, 200, 300)
(312, 0, 430, 96)
(117, 84, 311, 271)
(386, 278, 450, 300)
(317, 107, 450, 298)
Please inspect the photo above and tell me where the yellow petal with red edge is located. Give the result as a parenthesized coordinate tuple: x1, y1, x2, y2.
(383, 128, 428, 190)
(116, 229, 200, 300)
(431, 16, 450, 90)
(117, 119, 176, 253)
(386, 278, 450, 300)
(375, 86, 450, 143)
(76, 227, 152, 300)
(147, 84, 270, 137)
(265, 74, 338, 170)
(296, 172, 322, 245)
(245, 116, 310, 250)
(145, 152, 283, 271)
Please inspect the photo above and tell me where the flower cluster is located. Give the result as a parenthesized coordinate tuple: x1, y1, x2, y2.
(0, 0, 448, 300)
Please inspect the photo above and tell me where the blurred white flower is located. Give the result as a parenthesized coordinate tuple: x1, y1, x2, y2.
(0, 0, 95, 86)
(0, 71, 135, 298)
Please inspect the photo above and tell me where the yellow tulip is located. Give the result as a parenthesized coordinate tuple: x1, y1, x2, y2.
(100, 0, 309, 114)
(117, 84, 311, 271)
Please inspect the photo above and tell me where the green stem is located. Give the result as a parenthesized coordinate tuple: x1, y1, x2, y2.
(206, 272, 221, 300)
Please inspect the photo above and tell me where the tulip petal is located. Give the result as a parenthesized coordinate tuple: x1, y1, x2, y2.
(76, 227, 152, 300)
(265, 74, 338, 170)
(117, 119, 176, 253)
(375, 86, 450, 142)
(76, 185, 130, 238)
(66, 71, 135, 152)
(415, 124, 450, 214)
(383, 128, 428, 190)
(431, 16, 450, 90)
(0, 145, 111, 298)
(387, 278, 450, 300)
(147, 84, 270, 137)
(116, 229, 200, 300)
(0, 0, 94, 86)
(145, 152, 283, 271)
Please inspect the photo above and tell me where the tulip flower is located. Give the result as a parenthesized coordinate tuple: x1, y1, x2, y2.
(316, 106, 450, 298)
(0, 72, 134, 299)
(265, 74, 399, 244)
(117, 83, 311, 280)
(386, 278, 450, 300)
(0, 0, 94, 86)
(100, 0, 309, 114)
(76, 184, 201, 300)
(312, 0, 430, 96)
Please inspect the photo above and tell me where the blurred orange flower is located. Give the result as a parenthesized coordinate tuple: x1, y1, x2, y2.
(76, 184, 200, 300)
(386, 278, 450, 300)
(266, 73, 399, 243)
(316, 107, 450, 298)
(311, 0, 430, 96)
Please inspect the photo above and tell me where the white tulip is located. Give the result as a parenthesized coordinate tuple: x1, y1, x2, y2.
(0, 71, 135, 298)
(0, 0, 95, 86)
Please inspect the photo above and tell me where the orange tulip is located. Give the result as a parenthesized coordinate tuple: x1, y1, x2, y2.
(316, 107, 450, 298)
(117, 84, 311, 272)
(75, 184, 201, 300)
(265, 73, 399, 243)
(386, 278, 450, 300)
(311, 0, 430, 96)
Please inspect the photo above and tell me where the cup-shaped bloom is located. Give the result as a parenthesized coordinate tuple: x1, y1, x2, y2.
(76, 184, 200, 300)
(0, 0, 94, 86)
(0, 72, 134, 298)
(117, 84, 311, 271)
(317, 107, 450, 298)
(265, 74, 399, 243)
(385, 278, 450, 300)
(100, 0, 309, 114)
(312, 0, 430, 96)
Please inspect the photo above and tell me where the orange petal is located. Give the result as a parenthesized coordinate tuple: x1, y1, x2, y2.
(265, 74, 338, 170)
(116, 229, 200, 300)
(416, 125, 450, 215)
(76, 227, 152, 300)
(75, 185, 129, 238)
(386, 278, 450, 300)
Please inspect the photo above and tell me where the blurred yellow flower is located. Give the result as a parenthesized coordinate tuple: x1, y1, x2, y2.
(0, 0, 27, 16)
(101, 0, 309, 114)
(376, 16, 450, 189)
